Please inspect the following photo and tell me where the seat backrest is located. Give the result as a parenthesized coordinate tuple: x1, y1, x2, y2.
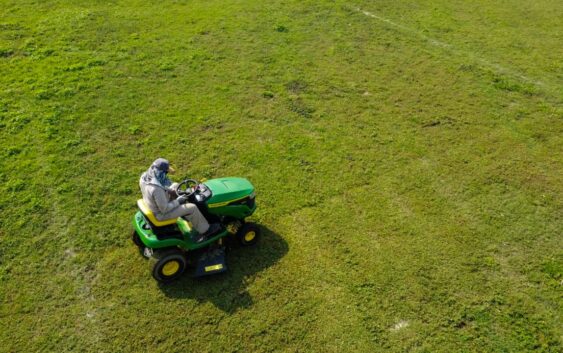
(136, 199, 178, 227)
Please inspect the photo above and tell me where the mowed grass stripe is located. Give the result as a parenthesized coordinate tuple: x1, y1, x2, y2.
(351, 0, 563, 95)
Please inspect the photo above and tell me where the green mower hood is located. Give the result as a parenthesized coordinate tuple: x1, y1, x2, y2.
(204, 177, 255, 207)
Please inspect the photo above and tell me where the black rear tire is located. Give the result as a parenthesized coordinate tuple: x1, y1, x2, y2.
(132, 230, 143, 247)
(151, 248, 187, 283)
(236, 223, 261, 246)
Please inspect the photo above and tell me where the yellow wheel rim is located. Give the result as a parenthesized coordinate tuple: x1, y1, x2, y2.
(244, 231, 256, 242)
(162, 260, 180, 276)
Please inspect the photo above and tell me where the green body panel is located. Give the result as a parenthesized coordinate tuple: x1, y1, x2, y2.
(207, 202, 256, 218)
(133, 211, 228, 250)
(204, 177, 254, 205)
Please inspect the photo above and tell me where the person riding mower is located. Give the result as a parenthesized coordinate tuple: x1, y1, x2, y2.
(132, 158, 260, 283)
(139, 158, 222, 243)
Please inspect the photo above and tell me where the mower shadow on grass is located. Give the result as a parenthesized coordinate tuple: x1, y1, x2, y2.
(158, 225, 288, 313)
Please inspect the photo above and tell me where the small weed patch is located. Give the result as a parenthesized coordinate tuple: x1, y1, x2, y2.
(288, 98, 315, 118)
(492, 75, 537, 95)
(274, 24, 289, 32)
(285, 79, 308, 94)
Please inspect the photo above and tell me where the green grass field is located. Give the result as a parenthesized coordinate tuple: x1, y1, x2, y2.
(1, 0, 561, 351)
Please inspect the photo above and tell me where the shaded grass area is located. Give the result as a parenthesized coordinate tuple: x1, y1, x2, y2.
(0, 0, 561, 352)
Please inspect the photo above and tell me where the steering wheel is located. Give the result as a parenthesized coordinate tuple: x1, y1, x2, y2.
(176, 179, 199, 197)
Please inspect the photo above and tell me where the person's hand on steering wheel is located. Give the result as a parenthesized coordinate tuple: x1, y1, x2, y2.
(176, 179, 199, 198)
(177, 194, 190, 205)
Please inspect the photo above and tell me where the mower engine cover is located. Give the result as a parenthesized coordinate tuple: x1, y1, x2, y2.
(204, 177, 255, 208)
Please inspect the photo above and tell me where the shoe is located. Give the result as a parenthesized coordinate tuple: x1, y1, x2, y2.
(204, 223, 222, 237)
(193, 224, 222, 243)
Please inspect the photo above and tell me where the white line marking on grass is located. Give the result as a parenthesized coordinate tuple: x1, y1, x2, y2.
(357, 8, 546, 88)
(359, 9, 451, 49)
(391, 320, 410, 331)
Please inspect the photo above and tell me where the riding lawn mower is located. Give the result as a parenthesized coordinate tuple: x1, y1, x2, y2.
(132, 177, 260, 283)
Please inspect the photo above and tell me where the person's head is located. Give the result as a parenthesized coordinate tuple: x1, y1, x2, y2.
(148, 158, 175, 187)
(151, 158, 175, 174)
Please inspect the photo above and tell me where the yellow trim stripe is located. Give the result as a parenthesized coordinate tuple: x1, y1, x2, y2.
(208, 195, 249, 208)
(205, 264, 224, 272)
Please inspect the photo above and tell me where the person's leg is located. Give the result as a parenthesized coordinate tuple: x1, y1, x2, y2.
(181, 204, 210, 234)
(159, 204, 210, 234)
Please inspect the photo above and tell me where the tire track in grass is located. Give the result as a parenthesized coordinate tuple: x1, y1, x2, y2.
(27, 112, 105, 350)
(276, 204, 379, 351)
(354, 7, 553, 93)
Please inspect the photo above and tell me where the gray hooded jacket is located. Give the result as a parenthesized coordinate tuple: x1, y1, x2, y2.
(139, 171, 179, 220)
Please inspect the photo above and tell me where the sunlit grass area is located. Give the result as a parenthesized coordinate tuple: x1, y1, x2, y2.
(1, 0, 561, 352)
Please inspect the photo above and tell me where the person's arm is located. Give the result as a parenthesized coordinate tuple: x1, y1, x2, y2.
(151, 187, 180, 214)
(167, 182, 179, 199)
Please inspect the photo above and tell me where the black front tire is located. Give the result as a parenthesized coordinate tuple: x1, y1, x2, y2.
(151, 249, 187, 283)
(236, 223, 261, 246)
